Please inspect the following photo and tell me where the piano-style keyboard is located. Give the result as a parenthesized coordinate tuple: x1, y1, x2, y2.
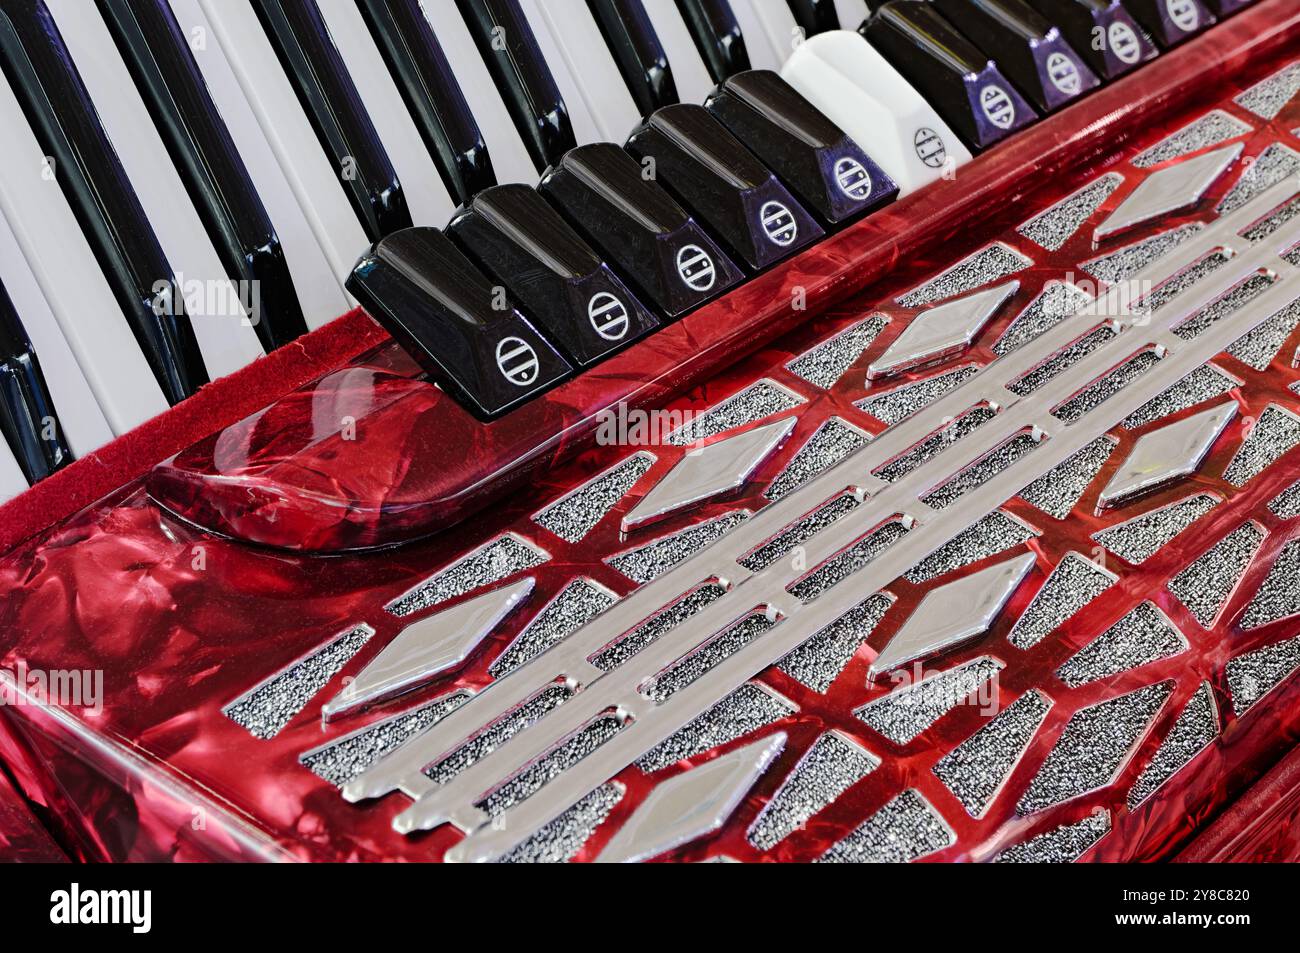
(1, 0, 1299, 863)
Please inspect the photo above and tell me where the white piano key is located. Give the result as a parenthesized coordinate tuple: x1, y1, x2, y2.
(781, 30, 971, 196)
(46, 0, 265, 380)
(0, 215, 112, 460)
(642, 0, 716, 104)
(731, 0, 798, 69)
(833, 0, 869, 31)
(316, 0, 457, 225)
(524, 0, 641, 143)
(0, 82, 168, 434)
(419, 2, 536, 186)
(168, 0, 349, 330)
(0, 437, 27, 503)
(199, 0, 370, 283)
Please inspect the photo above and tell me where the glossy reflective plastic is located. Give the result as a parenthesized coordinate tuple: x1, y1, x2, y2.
(705, 69, 897, 225)
(448, 183, 659, 366)
(625, 104, 823, 269)
(99, 0, 309, 353)
(252, 0, 410, 240)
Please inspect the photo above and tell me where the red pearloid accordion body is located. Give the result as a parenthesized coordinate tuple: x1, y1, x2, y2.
(4, 1, 1300, 863)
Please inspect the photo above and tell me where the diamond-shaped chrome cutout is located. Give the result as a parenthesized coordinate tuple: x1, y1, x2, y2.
(1099, 401, 1236, 507)
(869, 281, 1018, 379)
(1094, 144, 1242, 240)
(323, 578, 534, 720)
(622, 418, 795, 530)
(597, 733, 786, 863)
(870, 552, 1036, 678)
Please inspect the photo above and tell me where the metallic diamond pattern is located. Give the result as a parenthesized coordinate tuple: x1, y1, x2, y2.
(895, 243, 1032, 308)
(818, 790, 954, 863)
(855, 657, 1003, 745)
(1098, 402, 1236, 507)
(787, 315, 889, 389)
(1222, 403, 1300, 487)
(326, 578, 534, 719)
(1091, 493, 1220, 565)
(1017, 175, 1123, 252)
(1055, 602, 1188, 688)
(933, 690, 1052, 818)
(599, 733, 786, 863)
(871, 553, 1036, 677)
(1008, 552, 1117, 650)
(623, 418, 795, 529)
(1017, 681, 1173, 814)
(387, 535, 548, 618)
(869, 281, 1017, 378)
(1096, 144, 1241, 239)
(747, 732, 879, 851)
(1127, 683, 1219, 808)
(1167, 521, 1265, 627)
(533, 454, 655, 543)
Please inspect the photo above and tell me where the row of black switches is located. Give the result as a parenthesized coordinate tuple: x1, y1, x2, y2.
(933, 0, 1101, 113)
(448, 185, 661, 367)
(706, 70, 897, 225)
(350, 69, 895, 421)
(540, 143, 743, 317)
(350, 228, 571, 421)
(862, 2, 1036, 150)
(626, 104, 824, 269)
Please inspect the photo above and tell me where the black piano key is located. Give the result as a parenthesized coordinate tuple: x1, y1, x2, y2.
(98, 0, 309, 353)
(1121, 0, 1214, 47)
(587, 0, 678, 116)
(347, 227, 571, 421)
(456, 0, 576, 171)
(933, 0, 1099, 113)
(447, 184, 660, 366)
(860, 1, 1036, 151)
(539, 142, 743, 317)
(0, 279, 70, 484)
(785, 0, 841, 36)
(252, 0, 411, 241)
(674, 0, 749, 83)
(705, 69, 896, 225)
(625, 103, 823, 269)
(357, 0, 494, 206)
(1025, 0, 1157, 81)
(0, 0, 207, 405)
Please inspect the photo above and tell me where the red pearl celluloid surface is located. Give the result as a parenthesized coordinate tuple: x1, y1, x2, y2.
(1, 1, 1300, 863)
